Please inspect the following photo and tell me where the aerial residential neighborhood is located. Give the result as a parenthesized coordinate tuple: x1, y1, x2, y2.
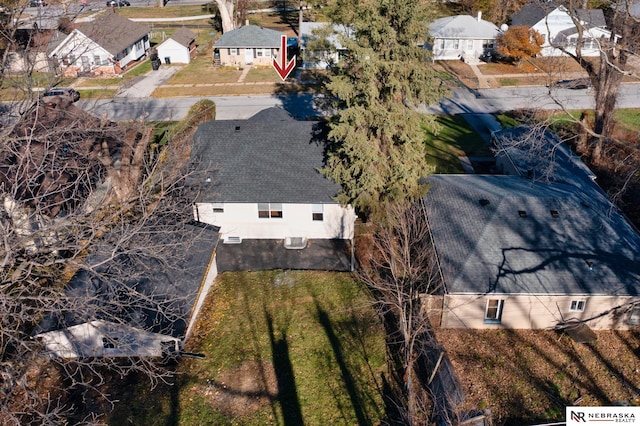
(1, 0, 640, 424)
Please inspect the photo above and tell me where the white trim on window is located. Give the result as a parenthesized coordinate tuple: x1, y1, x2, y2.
(569, 300, 586, 312)
(484, 299, 504, 323)
(312, 204, 324, 221)
(258, 203, 283, 219)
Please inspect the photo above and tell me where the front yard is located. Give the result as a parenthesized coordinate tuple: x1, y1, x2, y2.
(106, 270, 388, 425)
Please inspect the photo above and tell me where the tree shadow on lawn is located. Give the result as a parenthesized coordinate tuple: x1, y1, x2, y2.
(440, 328, 640, 426)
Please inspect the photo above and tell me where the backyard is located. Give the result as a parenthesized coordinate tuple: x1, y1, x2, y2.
(436, 328, 640, 425)
(106, 270, 388, 425)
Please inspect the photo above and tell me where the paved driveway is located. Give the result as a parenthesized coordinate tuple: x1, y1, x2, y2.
(116, 65, 182, 98)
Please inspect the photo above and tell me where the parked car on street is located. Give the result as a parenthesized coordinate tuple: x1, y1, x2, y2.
(550, 78, 592, 90)
(106, 0, 130, 6)
(42, 88, 81, 102)
(29, 0, 47, 6)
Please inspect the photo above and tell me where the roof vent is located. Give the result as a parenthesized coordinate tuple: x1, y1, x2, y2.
(518, 210, 527, 218)
(550, 209, 560, 218)
(479, 199, 490, 207)
(235, 126, 241, 132)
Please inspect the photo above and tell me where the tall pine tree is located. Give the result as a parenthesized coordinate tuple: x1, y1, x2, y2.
(322, 0, 447, 218)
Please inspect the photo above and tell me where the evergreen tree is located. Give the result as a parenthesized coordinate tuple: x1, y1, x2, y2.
(322, 0, 447, 218)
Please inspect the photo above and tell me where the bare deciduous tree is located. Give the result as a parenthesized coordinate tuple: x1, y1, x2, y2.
(0, 97, 216, 424)
(357, 200, 443, 425)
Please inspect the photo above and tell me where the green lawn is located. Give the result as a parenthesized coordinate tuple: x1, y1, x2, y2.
(107, 270, 387, 425)
(424, 115, 492, 173)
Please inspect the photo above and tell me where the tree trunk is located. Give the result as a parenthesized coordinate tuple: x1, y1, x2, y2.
(214, 0, 236, 33)
(591, 47, 625, 163)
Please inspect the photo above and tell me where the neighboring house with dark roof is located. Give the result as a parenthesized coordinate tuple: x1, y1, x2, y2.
(49, 12, 150, 76)
(6, 28, 65, 74)
(156, 27, 196, 64)
(189, 107, 356, 269)
(428, 13, 501, 63)
(425, 127, 640, 331)
(34, 223, 219, 358)
(213, 25, 284, 66)
(299, 22, 350, 69)
(510, 2, 612, 57)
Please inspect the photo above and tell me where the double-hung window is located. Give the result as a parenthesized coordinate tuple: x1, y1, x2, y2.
(258, 203, 283, 219)
(484, 299, 504, 324)
(312, 204, 324, 221)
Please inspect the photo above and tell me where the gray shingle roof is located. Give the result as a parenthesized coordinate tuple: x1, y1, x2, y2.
(190, 107, 340, 204)
(35, 223, 218, 338)
(78, 13, 150, 55)
(169, 27, 196, 48)
(576, 9, 607, 27)
(214, 25, 284, 48)
(492, 125, 597, 187)
(511, 1, 558, 26)
(425, 175, 640, 296)
(429, 15, 500, 39)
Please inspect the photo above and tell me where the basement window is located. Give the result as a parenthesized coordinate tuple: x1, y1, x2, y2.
(212, 203, 224, 213)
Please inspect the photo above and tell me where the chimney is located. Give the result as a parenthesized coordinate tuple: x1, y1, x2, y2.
(477, 11, 482, 21)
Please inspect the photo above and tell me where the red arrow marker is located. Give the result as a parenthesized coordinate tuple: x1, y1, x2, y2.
(272, 34, 296, 81)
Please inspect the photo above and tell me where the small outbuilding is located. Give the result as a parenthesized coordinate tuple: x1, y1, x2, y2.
(156, 27, 197, 64)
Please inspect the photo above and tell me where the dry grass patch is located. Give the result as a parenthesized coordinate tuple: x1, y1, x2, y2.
(243, 66, 286, 83)
(166, 57, 243, 85)
(433, 60, 479, 89)
(435, 328, 640, 425)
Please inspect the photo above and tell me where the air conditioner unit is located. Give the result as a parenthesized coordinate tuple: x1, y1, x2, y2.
(223, 236, 242, 244)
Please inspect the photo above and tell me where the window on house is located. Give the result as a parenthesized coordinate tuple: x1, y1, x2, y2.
(444, 39, 455, 49)
(628, 307, 640, 325)
(93, 55, 101, 65)
(258, 203, 283, 218)
(482, 40, 494, 49)
(484, 299, 504, 323)
(312, 204, 324, 221)
(102, 337, 118, 349)
(212, 203, 224, 213)
(229, 48, 238, 55)
(466, 40, 473, 50)
(437, 39, 444, 49)
(68, 54, 76, 65)
(570, 300, 586, 312)
(256, 48, 264, 57)
(453, 39, 460, 49)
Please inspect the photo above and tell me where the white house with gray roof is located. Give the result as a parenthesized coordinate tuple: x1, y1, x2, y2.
(510, 2, 613, 57)
(49, 13, 150, 76)
(428, 13, 500, 63)
(425, 173, 640, 330)
(189, 107, 356, 248)
(213, 25, 285, 66)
